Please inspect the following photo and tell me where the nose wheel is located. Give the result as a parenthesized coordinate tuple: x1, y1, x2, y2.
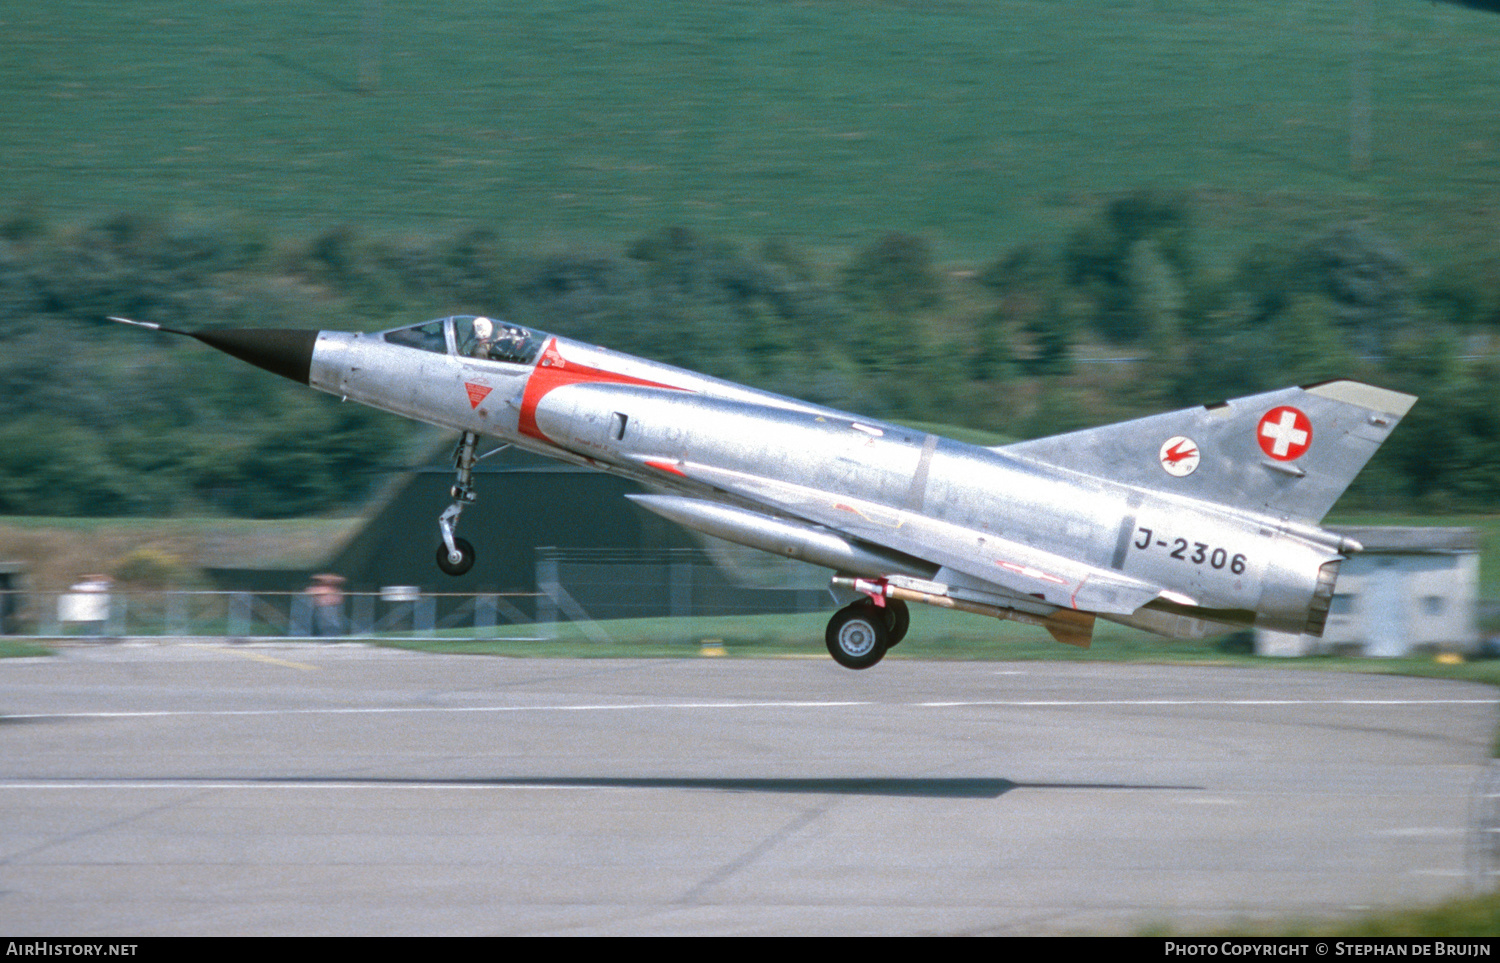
(437, 536, 475, 576)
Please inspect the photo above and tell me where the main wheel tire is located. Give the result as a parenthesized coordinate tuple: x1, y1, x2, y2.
(436, 537, 476, 576)
(825, 603, 890, 670)
(882, 598, 910, 646)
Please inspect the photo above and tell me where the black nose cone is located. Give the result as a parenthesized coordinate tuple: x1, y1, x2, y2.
(191, 328, 319, 385)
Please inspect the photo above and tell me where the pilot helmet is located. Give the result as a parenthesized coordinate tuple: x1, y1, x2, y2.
(473, 316, 493, 339)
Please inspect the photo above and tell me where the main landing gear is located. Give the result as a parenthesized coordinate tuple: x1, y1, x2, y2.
(436, 432, 481, 576)
(824, 597, 909, 670)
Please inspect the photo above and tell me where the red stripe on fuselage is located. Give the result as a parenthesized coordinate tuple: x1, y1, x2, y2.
(518, 338, 687, 443)
(644, 459, 687, 477)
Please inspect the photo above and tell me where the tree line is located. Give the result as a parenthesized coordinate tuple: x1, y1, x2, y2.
(0, 193, 1494, 518)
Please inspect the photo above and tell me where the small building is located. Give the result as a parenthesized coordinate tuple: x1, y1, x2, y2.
(0, 562, 26, 635)
(1257, 526, 1480, 657)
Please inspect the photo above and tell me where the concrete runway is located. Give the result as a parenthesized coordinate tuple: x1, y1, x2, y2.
(0, 641, 1494, 935)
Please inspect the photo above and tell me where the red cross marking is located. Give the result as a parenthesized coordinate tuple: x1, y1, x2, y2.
(1257, 406, 1312, 461)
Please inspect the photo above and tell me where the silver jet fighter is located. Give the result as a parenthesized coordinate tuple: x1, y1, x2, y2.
(111, 314, 1415, 669)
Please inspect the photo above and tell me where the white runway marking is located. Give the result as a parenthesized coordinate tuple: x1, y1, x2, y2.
(918, 698, 1495, 708)
(4, 696, 1490, 721)
(0, 781, 606, 791)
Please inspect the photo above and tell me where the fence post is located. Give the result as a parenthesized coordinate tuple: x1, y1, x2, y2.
(43, 593, 61, 637)
(289, 593, 311, 637)
(537, 553, 559, 640)
(669, 552, 693, 644)
(106, 595, 125, 639)
(0, 591, 18, 636)
(415, 596, 436, 636)
(166, 591, 186, 638)
(475, 594, 497, 637)
(229, 593, 252, 638)
(352, 593, 374, 637)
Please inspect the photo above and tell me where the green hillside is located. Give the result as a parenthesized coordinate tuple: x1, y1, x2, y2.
(3, 1, 1498, 261)
(2, 1, 1498, 521)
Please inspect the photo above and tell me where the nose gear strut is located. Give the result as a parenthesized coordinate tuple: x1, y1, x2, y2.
(435, 432, 482, 576)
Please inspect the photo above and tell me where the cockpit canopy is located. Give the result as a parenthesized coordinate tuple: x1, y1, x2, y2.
(380, 315, 546, 366)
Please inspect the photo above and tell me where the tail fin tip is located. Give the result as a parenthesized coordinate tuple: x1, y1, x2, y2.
(1303, 380, 1416, 419)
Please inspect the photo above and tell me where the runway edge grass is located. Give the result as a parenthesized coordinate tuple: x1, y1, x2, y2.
(1141, 888, 1500, 938)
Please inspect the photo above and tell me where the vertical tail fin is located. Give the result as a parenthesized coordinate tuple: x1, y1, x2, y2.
(1000, 380, 1415, 523)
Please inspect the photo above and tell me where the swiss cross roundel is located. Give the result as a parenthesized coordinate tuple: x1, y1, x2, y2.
(1257, 406, 1312, 461)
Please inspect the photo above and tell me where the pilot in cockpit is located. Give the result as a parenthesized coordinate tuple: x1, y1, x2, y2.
(493, 324, 528, 362)
(470, 316, 496, 358)
(468, 316, 533, 364)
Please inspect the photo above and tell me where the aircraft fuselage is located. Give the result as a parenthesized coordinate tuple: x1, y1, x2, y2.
(307, 326, 1341, 641)
(112, 311, 1411, 667)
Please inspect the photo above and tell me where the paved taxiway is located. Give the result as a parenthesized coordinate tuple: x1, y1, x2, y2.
(0, 642, 1493, 935)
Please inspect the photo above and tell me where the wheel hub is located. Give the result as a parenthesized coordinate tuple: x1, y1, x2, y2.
(837, 619, 877, 657)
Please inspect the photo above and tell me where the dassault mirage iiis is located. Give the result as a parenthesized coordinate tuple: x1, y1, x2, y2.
(111, 314, 1414, 669)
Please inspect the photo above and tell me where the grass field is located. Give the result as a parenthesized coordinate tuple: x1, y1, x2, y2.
(1160, 888, 1500, 937)
(4, 1, 1499, 262)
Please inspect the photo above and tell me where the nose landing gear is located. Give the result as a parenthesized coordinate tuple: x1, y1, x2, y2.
(436, 432, 480, 576)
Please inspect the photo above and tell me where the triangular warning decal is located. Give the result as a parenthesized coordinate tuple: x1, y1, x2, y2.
(464, 383, 492, 408)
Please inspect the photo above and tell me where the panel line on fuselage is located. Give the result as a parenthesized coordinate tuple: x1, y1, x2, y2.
(1109, 490, 1146, 571)
(903, 432, 940, 514)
